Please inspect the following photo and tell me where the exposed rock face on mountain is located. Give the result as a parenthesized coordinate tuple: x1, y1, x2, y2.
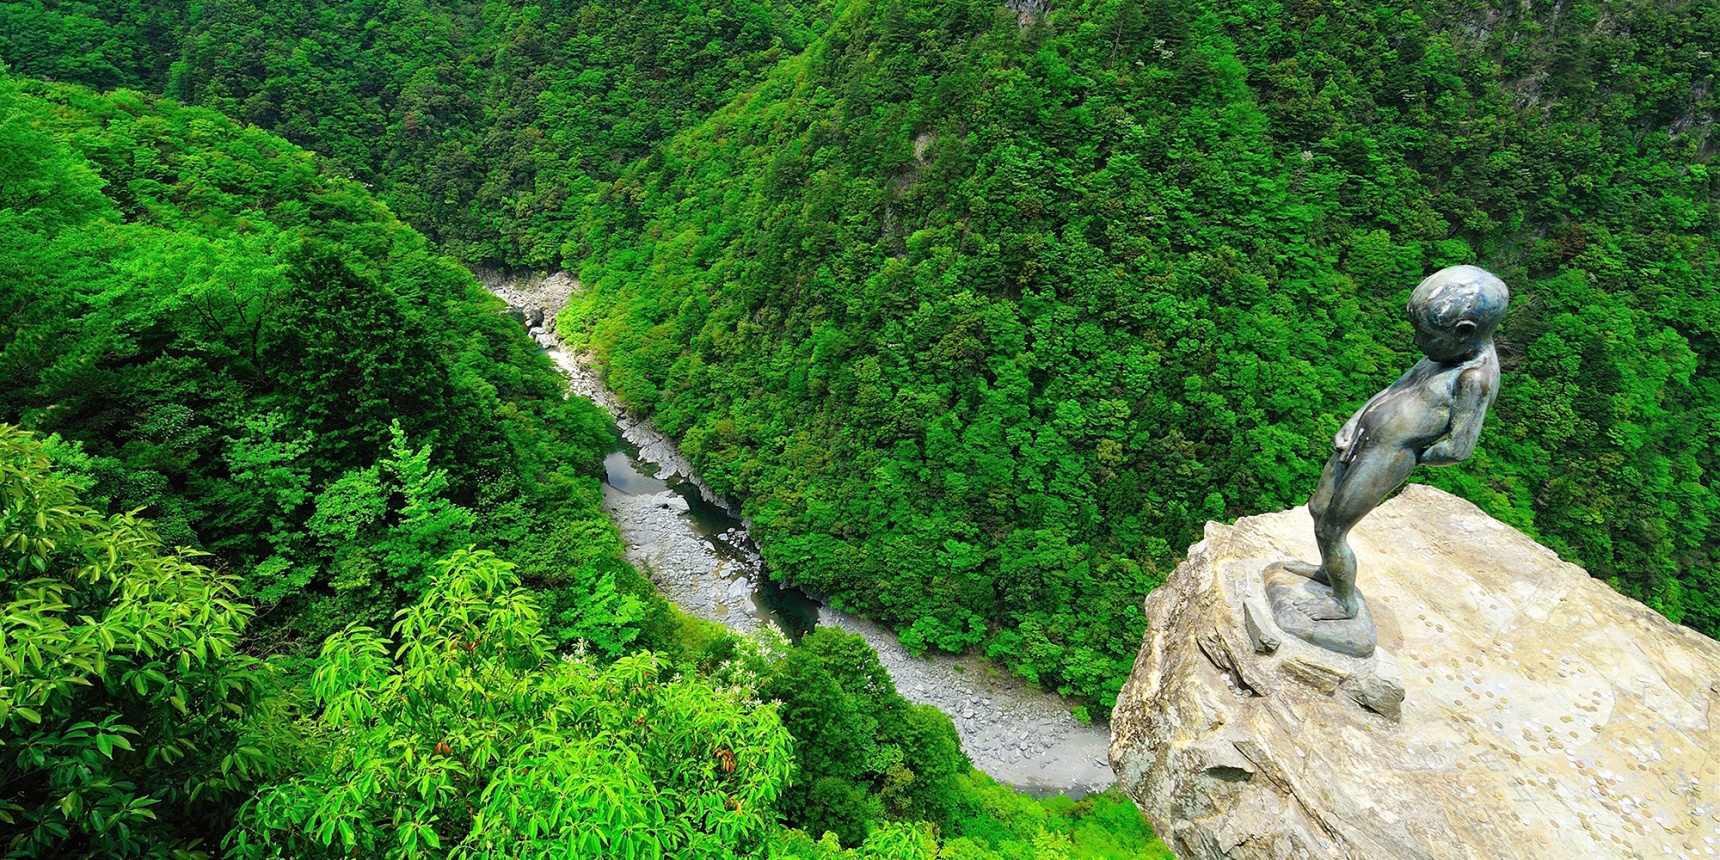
(1110, 484, 1720, 860)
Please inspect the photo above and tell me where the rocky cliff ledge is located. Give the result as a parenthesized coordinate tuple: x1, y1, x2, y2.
(1110, 484, 1720, 860)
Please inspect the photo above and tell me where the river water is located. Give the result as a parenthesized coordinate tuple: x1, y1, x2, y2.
(494, 284, 1115, 797)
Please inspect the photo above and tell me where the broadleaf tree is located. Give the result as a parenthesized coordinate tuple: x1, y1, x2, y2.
(0, 424, 288, 857)
(226, 548, 794, 860)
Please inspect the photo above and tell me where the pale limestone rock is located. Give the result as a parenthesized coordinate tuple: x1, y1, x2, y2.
(1110, 484, 1720, 860)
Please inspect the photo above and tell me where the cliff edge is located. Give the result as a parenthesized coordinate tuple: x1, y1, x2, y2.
(1110, 483, 1720, 859)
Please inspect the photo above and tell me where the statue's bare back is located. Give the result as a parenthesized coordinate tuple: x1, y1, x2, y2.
(1267, 265, 1509, 657)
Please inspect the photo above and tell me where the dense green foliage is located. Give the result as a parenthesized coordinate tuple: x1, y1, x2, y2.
(228, 549, 794, 859)
(5, 427, 1166, 857)
(6, 0, 1716, 847)
(0, 59, 1168, 858)
(17, 0, 1715, 713)
(771, 777, 1168, 859)
(751, 628, 1164, 858)
(556, 0, 1720, 703)
(0, 70, 675, 653)
(756, 628, 967, 844)
(0, 0, 831, 265)
(1, 425, 286, 856)
(938, 777, 1169, 860)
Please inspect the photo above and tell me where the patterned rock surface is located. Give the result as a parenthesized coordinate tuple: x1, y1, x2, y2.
(1110, 484, 1720, 860)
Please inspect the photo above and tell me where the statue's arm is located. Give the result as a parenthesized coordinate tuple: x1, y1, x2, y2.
(1419, 367, 1494, 466)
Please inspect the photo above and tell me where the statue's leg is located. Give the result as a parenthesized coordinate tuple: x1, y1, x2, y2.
(1279, 454, 1345, 584)
(1293, 447, 1416, 620)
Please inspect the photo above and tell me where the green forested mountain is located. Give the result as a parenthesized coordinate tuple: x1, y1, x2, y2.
(6, 0, 1716, 708)
(559, 0, 1720, 703)
(1, 0, 832, 264)
(0, 60, 1162, 859)
(0, 71, 659, 652)
(2, 0, 1717, 853)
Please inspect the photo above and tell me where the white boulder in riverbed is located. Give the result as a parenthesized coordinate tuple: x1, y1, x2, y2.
(1110, 483, 1720, 860)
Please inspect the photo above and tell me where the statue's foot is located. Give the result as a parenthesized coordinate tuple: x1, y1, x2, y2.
(1273, 560, 1330, 585)
(1265, 574, 1376, 658)
(1291, 594, 1361, 621)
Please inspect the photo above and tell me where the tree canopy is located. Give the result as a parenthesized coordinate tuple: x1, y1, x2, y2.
(7, 0, 1711, 851)
(0, 69, 670, 652)
(558, 0, 1719, 702)
(12, 0, 1714, 711)
(228, 549, 795, 860)
(1, 424, 285, 856)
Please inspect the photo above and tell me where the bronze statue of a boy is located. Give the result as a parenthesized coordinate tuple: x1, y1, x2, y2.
(1268, 265, 1509, 657)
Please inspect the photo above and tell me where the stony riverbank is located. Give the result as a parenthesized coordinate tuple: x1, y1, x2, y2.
(821, 610, 1116, 796)
(488, 275, 1116, 796)
(602, 479, 772, 635)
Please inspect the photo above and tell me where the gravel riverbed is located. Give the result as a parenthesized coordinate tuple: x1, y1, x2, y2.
(820, 610, 1115, 796)
(490, 277, 1115, 796)
(602, 481, 774, 636)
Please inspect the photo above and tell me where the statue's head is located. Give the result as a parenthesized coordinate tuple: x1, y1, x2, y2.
(1407, 265, 1509, 361)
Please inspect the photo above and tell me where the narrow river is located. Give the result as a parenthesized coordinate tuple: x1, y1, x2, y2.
(490, 278, 1115, 798)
